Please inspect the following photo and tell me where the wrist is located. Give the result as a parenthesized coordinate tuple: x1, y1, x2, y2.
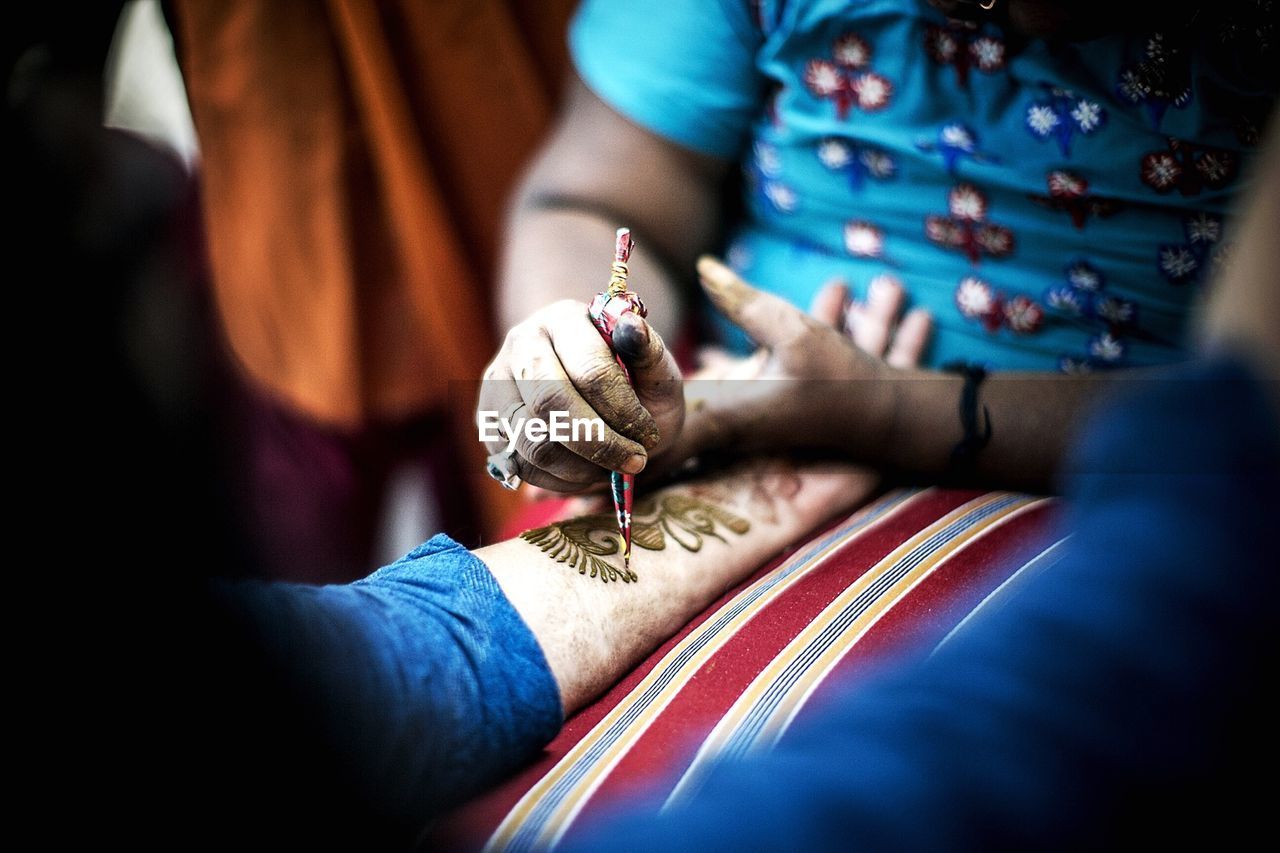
(881, 369, 968, 474)
(832, 362, 899, 463)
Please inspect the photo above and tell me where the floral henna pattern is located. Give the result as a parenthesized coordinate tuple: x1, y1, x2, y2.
(520, 495, 751, 583)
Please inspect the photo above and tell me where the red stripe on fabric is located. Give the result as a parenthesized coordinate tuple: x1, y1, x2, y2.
(429, 497, 888, 847)
(432, 489, 982, 848)
(794, 499, 1058, 723)
(569, 490, 983, 817)
(563, 500, 1057, 847)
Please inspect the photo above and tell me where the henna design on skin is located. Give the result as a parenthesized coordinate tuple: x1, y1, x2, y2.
(520, 494, 751, 583)
(685, 459, 802, 525)
(521, 514, 637, 583)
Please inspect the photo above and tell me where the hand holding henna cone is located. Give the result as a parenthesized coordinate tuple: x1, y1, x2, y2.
(587, 228, 647, 577)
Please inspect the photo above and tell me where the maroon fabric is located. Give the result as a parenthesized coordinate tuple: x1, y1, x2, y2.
(225, 381, 480, 583)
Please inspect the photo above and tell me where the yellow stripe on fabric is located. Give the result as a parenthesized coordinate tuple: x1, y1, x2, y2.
(762, 497, 1048, 747)
(665, 493, 1039, 808)
(484, 488, 926, 852)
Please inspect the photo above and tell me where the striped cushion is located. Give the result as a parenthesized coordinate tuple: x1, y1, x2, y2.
(434, 488, 1061, 850)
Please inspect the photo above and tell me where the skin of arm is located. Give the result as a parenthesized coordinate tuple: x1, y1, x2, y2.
(688, 100, 1280, 492)
(685, 257, 1172, 494)
(498, 75, 728, 343)
(1199, 118, 1280, 403)
(486, 76, 1206, 497)
(478, 458, 879, 715)
(474, 75, 728, 490)
(559, 97, 1280, 853)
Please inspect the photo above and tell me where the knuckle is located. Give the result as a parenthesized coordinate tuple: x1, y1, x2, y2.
(618, 411, 657, 441)
(798, 314, 830, 337)
(509, 453, 533, 482)
(576, 355, 620, 390)
(587, 440, 626, 469)
(521, 435, 559, 467)
(518, 464, 559, 492)
(503, 323, 527, 348)
(778, 347, 814, 374)
(525, 380, 565, 418)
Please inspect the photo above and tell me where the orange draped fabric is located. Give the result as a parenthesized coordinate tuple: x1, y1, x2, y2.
(171, 0, 577, 531)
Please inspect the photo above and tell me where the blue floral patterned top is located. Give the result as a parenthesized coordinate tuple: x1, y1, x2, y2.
(570, 0, 1276, 371)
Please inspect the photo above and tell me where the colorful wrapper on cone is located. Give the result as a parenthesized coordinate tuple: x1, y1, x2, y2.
(587, 228, 646, 579)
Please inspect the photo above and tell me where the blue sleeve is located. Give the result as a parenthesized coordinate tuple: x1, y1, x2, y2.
(568, 358, 1280, 849)
(223, 534, 562, 819)
(569, 0, 764, 157)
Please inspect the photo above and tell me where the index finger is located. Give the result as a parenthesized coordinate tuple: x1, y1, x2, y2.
(697, 255, 815, 350)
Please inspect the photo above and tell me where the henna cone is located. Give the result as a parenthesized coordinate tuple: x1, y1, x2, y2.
(587, 228, 646, 579)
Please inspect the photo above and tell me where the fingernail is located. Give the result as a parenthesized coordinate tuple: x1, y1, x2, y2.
(696, 254, 728, 279)
(612, 314, 649, 360)
(623, 454, 647, 474)
(697, 256, 748, 312)
(698, 256, 734, 286)
(869, 274, 901, 300)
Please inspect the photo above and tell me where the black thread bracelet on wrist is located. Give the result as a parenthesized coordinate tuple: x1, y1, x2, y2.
(941, 361, 992, 469)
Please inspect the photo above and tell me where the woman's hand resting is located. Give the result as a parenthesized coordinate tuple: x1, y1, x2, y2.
(649, 257, 932, 475)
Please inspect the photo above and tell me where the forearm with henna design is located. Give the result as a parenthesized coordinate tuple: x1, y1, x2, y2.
(478, 458, 874, 714)
(521, 495, 751, 583)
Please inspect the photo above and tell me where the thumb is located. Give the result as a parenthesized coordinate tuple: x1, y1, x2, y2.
(612, 312, 677, 378)
(697, 255, 811, 348)
(612, 312, 684, 439)
(611, 312, 657, 363)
